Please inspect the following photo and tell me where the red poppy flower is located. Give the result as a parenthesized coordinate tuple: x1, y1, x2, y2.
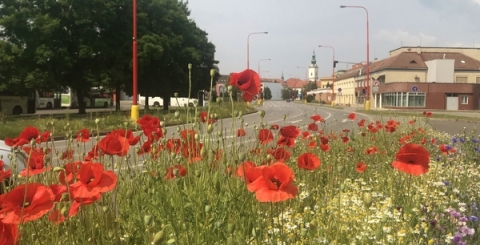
(0, 160, 12, 182)
(346, 146, 354, 153)
(181, 142, 203, 163)
(180, 129, 197, 142)
(365, 146, 378, 155)
(320, 144, 330, 152)
(137, 114, 160, 128)
(319, 136, 329, 145)
(277, 135, 296, 148)
(19, 126, 40, 142)
(356, 162, 367, 173)
(98, 134, 130, 157)
(307, 140, 316, 148)
(258, 129, 274, 144)
(110, 129, 141, 146)
(69, 162, 117, 200)
(280, 125, 301, 138)
(247, 162, 298, 202)
(267, 147, 291, 162)
(59, 149, 74, 160)
(237, 128, 247, 137)
(358, 119, 366, 127)
(384, 120, 397, 133)
(310, 114, 325, 123)
(347, 113, 356, 120)
(342, 136, 349, 144)
(0, 218, 20, 243)
(138, 141, 153, 155)
(166, 139, 182, 153)
(297, 153, 321, 170)
(76, 128, 90, 143)
(423, 111, 433, 117)
(391, 143, 430, 175)
(229, 69, 261, 102)
(199, 111, 208, 123)
(439, 144, 456, 155)
(302, 131, 310, 139)
(270, 124, 279, 130)
(20, 146, 51, 177)
(236, 161, 264, 184)
(49, 184, 68, 203)
(307, 123, 319, 132)
(165, 165, 187, 179)
(409, 120, 415, 125)
(2, 183, 55, 224)
(37, 131, 50, 143)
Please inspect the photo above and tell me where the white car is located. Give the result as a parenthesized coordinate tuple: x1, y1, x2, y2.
(0, 140, 26, 172)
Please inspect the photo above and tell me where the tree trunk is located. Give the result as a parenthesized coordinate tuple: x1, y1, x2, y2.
(145, 96, 149, 113)
(163, 96, 170, 111)
(115, 85, 121, 112)
(77, 89, 87, 114)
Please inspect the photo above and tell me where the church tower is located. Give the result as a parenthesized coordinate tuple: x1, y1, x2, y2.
(308, 50, 318, 82)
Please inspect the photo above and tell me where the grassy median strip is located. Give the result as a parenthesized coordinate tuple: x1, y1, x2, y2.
(0, 102, 256, 139)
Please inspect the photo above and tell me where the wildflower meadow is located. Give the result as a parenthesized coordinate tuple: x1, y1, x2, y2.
(1, 69, 479, 245)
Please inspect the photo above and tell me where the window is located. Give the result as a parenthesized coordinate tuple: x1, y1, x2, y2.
(382, 92, 425, 107)
(455, 76, 468, 83)
(476, 77, 480, 84)
(461, 95, 468, 104)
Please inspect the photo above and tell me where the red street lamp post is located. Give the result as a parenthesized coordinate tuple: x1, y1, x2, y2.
(318, 45, 336, 107)
(131, 0, 139, 120)
(247, 32, 268, 69)
(340, 5, 370, 110)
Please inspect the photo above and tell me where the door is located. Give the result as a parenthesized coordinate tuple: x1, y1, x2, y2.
(446, 95, 458, 110)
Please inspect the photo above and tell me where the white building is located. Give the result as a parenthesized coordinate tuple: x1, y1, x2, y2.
(308, 51, 319, 82)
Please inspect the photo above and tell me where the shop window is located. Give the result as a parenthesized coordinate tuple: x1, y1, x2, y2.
(461, 95, 468, 104)
(455, 76, 468, 83)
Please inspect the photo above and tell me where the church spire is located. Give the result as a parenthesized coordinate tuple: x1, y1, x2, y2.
(311, 50, 316, 65)
(281, 71, 284, 82)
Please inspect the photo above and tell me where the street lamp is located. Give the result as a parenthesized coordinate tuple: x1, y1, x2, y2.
(318, 45, 336, 107)
(131, 0, 139, 120)
(340, 5, 370, 110)
(247, 32, 268, 69)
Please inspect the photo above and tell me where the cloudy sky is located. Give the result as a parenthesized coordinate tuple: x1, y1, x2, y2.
(187, 0, 480, 80)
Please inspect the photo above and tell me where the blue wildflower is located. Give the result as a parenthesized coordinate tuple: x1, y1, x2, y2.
(446, 145, 452, 150)
(443, 181, 450, 186)
(469, 216, 478, 222)
(473, 139, 478, 143)
(452, 138, 458, 143)
(460, 137, 465, 143)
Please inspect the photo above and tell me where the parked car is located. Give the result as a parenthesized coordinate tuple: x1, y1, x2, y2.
(286, 99, 292, 102)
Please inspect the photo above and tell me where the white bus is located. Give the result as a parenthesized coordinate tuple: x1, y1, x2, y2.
(61, 87, 113, 108)
(36, 89, 56, 109)
(138, 95, 198, 107)
(0, 89, 36, 115)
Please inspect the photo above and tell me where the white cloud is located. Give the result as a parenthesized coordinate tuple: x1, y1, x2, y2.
(472, 0, 480, 5)
(376, 30, 437, 47)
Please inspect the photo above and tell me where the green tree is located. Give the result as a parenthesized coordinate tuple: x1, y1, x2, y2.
(281, 88, 292, 100)
(264, 87, 272, 100)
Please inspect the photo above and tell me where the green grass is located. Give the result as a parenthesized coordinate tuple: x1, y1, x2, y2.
(0, 102, 256, 139)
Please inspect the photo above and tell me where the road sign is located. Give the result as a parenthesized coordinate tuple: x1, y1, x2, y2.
(338, 88, 342, 92)
(374, 80, 380, 86)
(412, 86, 418, 92)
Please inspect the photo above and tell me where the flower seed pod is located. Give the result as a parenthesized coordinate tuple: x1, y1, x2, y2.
(363, 192, 373, 208)
(227, 85, 232, 92)
(207, 124, 213, 133)
(260, 110, 265, 118)
(210, 69, 215, 77)
(152, 230, 164, 244)
(144, 215, 153, 226)
(188, 63, 192, 70)
(238, 153, 246, 162)
(174, 111, 180, 119)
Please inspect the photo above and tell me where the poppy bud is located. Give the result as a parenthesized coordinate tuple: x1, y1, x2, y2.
(363, 192, 373, 208)
(144, 215, 153, 226)
(300, 228, 307, 237)
(238, 111, 243, 118)
(205, 205, 211, 213)
(53, 167, 64, 172)
(200, 148, 207, 158)
(238, 153, 246, 161)
(174, 93, 178, 98)
(210, 69, 215, 77)
(283, 114, 287, 121)
(188, 63, 192, 70)
(215, 220, 223, 228)
(227, 85, 232, 92)
(152, 230, 164, 244)
(337, 165, 344, 173)
(61, 206, 68, 217)
(216, 97, 221, 103)
(260, 110, 265, 118)
(177, 126, 181, 133)
(160, 121, 165, 127)
(174, 111, 180, 119)
(207, 125, 213, 133)
(102, 206, 108, 212)
(217, 131, 222, 137)
(95, 118, 100, 124)
(195, 170, 201, 178)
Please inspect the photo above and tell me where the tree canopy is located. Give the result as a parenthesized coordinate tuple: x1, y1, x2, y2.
(0, 0, 218, 113)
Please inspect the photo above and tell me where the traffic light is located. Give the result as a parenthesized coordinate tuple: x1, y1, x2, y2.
(333, 60, 338, 68)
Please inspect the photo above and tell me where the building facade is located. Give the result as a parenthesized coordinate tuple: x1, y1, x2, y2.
(333, 46, 480, 110)
(308, 51, 319, 82)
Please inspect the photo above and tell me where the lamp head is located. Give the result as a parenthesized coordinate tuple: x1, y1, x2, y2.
(263, 32, 268, 34)
(340, 5, 346, 8)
